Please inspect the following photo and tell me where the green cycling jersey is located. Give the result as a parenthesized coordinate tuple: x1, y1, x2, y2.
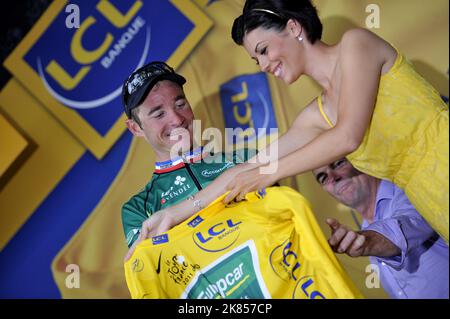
(122, 147, 253, 247)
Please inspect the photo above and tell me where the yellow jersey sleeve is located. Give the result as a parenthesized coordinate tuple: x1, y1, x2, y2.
(124, 187, 363, 299)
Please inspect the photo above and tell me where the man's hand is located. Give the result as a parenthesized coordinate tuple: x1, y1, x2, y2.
(326, 218, 367, 257)
(123, 210, 175, 262)
(326, 218, 401, 258)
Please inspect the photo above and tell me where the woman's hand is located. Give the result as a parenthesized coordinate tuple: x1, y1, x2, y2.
(223, 166, 278, 203)
(123, 208, 176, 262)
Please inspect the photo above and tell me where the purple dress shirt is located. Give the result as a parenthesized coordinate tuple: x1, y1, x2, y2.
(361, 180, 449, 299)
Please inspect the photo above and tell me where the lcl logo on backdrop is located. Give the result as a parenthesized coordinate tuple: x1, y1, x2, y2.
(220, 73, 278, 146)
(5, 0, 212, 158)
(37, 1, 147, 110)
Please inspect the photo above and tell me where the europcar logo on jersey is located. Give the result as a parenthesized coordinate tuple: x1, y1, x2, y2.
(181, 241, 271, 299)
(160, 176, 192, 204)
(9, 0, 212, 158)
(200, 162, 235, 178)
(269, 239, 326, 299)
(152, 234, 169, 245)
(220, 73, 277, 144)
(193, 218, 242, 252)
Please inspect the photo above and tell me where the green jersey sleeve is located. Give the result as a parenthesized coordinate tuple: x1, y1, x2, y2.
(122, 190, 153, 248)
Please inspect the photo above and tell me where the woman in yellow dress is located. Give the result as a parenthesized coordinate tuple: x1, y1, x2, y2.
(125, 0, 448, 255)
(223, 0, 448, 243)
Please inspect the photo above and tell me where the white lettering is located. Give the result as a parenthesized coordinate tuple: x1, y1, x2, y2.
(365, 4, 381, 29)
(196, 263, 244, 299)
(65, 264, 80, 288)
(65, 4, 80, 29)
(201, 162, 234, 177)
(365, 264, 381, 288)
(101, 16, 146, 69)
(178, 303, 212, 316)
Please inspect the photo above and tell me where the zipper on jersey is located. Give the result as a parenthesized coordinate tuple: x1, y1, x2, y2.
(183, 161, 202, 191)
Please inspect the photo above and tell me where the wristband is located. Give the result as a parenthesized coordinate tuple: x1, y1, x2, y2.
(187, 195, 204, 212)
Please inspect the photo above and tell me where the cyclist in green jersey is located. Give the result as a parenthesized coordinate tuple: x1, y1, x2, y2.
(121, 62, 253, 251)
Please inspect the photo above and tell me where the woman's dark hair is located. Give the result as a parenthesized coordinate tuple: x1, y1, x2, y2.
(232, 0, 322, 45)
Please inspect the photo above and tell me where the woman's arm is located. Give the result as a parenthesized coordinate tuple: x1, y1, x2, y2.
(167, 164, 248, 224)
(133, 162, 251, 235)
(247, 100, 326, 166)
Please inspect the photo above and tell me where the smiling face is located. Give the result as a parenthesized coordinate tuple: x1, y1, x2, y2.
(313, 159, 373, 208)
(242, 21, 305, 84)
(126, 80, 194, 161)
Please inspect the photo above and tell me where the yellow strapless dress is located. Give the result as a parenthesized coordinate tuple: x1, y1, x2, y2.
(318, 48, 449, 244)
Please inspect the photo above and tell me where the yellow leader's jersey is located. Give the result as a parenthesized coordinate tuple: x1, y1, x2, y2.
(124, 187, 363, 299)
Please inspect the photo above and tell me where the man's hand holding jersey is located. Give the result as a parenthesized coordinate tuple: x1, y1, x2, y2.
(124, 209, 175, 262)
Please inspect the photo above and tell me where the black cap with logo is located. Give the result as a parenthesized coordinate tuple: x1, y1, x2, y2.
(121, 61, 186, 118)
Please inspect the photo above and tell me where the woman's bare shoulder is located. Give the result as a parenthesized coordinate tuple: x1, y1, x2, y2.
(339, 28, 396, 67)
(341, 28, 385, 45)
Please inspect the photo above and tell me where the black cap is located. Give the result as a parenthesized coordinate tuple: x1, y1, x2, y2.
(122, 61, 186, 118)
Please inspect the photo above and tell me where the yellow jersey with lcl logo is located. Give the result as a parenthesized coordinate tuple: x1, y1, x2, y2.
(124, 187, 363, 299)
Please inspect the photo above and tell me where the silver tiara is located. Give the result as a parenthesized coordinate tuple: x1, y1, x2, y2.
(252, 8, 283, 19)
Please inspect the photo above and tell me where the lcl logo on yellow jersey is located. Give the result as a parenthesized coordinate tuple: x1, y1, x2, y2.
(269, 239, 301, 282)
(193, 219, 242, 253)
(269, 239, 326, 299)
(5, 0, 213, 158)
(292, 276, 325, 299)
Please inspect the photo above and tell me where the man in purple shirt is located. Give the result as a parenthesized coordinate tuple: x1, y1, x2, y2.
(313, 158, 449, 299)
